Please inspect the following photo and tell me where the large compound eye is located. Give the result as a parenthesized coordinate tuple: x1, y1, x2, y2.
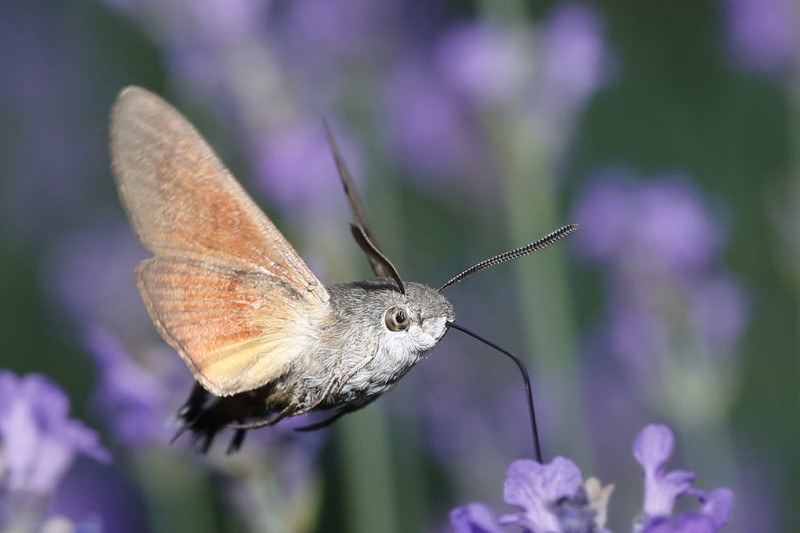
(384, 306, 410, 332)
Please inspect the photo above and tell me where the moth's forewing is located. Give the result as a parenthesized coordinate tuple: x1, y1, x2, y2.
(110, 87, 327, 299)
(110, 87, 328, 396)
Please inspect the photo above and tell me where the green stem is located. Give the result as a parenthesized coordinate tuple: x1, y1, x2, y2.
(476, 0, 589, 466)
(132, 450, 218, 533)
(337, 406, 399, 533)
(501, 122, 589, 463)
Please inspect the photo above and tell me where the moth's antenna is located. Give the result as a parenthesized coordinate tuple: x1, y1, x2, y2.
(438, 224, 577, 292)
(447, 322, 543, 463)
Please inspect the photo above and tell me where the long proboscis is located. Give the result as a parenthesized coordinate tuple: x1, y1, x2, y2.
(438, 224, 578, 292)
(447, 322, 543, 463)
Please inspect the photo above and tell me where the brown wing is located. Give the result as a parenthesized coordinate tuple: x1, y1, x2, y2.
(110, 86, 328, 396)
(136, 254, 321, 396)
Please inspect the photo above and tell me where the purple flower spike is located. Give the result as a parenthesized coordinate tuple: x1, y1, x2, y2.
(436, 22, 528, 106)
(84, 325, 178, 446)
(570, 171, 635, 262)
(635, 177, 721, 274)
(450, 424, 731, 533)
(721, 0, 800, 76)
(640, 486, 735, 532)
(633, 424, 694, 518)
(634, 426, 734, 532)
(571, 173, 724, 275)
(252, 118, 364, 210)
(540, 2, 609, 111)
(633, 424, 675, 469)
(0, 371, 110, 495)
(450, 503, 504, 533)
(382, 62, 477, 181)
(499, 457, 583, 531)
(700, 488, 734, 529)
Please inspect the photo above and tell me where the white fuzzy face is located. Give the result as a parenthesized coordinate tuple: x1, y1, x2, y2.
(408, 314, 451, 351)
(375, 281, 455, 368)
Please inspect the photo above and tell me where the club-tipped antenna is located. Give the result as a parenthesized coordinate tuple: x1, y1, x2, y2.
(438, 224, 578, 292)
(447, 322, 543, 462)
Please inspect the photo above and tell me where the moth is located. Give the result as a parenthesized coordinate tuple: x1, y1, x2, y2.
(110, 86, 575, 452)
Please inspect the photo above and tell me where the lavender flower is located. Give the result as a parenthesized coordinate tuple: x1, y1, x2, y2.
(0, 371, 110, 495)
(633, 425, 695, 519)
(571, 173, 746, 510)
(44, 220, 151, 341)
(572, 173, 723, 275)
(451, 453, 611, 533)
(43, 221, 196, 447)
(521, 1, 611, 157)
(436, 21, 531, 107)
(450, 424, 732, 533)
(386, 2, 610, 183)
(0, 371, 109, 531)
(571, 172, 746, 374)
(634, 425, 734, 533)
(279, 0, 395, 65)
(83, 325, 187, 447)
(451, 503, 504, 533)
(720, 0, 800, 76)
(499, 457, 599, 532)
(250, 117, 365, 211)
(538, 3, 610, 118)
(382, 60, 483, 182)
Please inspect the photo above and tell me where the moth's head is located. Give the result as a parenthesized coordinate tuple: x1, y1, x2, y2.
(334, 279, 454, 355)
(382, 281, 454, 352)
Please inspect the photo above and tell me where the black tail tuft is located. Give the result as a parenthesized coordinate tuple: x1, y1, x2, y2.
(173, 383, 258, 453)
